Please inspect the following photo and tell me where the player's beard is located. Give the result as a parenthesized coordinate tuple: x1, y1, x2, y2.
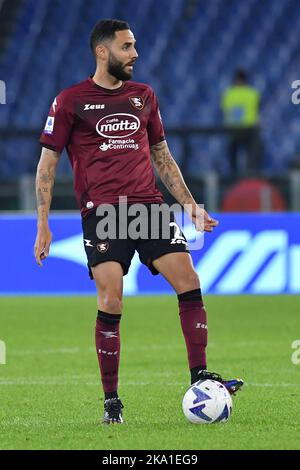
(107, 51, 133, 81)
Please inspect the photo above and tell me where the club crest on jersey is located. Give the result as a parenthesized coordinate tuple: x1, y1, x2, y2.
(129, 96, 144, 110)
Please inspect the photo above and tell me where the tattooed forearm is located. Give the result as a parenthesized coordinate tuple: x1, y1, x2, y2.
(41, 173, 52, 184)
(164, 173, 177, 191)
(150, 140, 195, 206)
(35, 147, 59, 223)
(150, 141, 174, 168)
(36, 169, 55, 207)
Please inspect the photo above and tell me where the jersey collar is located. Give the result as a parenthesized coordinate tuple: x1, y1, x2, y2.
(88, 76, 126, 94)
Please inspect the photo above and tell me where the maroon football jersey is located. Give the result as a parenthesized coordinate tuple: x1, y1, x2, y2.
(40, 77, 165, 215)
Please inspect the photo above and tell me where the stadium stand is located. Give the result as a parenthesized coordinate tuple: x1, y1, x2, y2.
(0, 0, 300, 178)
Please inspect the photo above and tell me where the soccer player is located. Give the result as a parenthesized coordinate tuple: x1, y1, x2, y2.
(34, 19, 243, 424)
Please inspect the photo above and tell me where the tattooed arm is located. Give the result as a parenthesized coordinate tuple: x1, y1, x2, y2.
(150, 140, 195, 206)
(34, 147, 60, 266)
(150, 140, 218, 232)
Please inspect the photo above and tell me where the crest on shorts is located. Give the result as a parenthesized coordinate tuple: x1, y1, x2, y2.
(129, 96, 144, 110)
(97, 242, 109, 253)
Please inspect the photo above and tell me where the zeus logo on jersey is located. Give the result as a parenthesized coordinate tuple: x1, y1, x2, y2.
(44, 116, 55, 134)
(84, 103, 105, 110)
(96, 113, 140, 139)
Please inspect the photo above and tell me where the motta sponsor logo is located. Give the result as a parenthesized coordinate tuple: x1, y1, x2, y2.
(96, 113, 140, 138)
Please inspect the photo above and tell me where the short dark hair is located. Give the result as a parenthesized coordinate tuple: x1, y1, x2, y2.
(90, 19, 130, 54)
(234, 68, 248, 83)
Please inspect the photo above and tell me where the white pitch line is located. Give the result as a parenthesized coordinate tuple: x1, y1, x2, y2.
(10, 347, 82, 356)
(0, 417, 96, 427)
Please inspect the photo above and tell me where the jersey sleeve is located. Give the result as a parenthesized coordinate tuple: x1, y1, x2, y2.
(147, 88, 165, 146)
(40, 91, 75, 153)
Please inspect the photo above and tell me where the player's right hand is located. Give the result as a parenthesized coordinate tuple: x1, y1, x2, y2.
(34, 224, 52, 267)
(190, 206, 219, 233)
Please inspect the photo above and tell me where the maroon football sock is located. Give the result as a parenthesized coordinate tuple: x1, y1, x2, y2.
(95, 311, 121, 395)
(178, 289, 207, 370)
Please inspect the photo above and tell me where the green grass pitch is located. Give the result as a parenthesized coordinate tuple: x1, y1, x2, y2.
(0, 295, 300, 450)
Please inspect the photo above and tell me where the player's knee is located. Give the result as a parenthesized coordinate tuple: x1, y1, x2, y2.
(176, 270, 200, 293)
(101, 293, 123, 314)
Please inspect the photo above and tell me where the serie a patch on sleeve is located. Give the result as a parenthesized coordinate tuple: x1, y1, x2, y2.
(44, 116, 55, 134)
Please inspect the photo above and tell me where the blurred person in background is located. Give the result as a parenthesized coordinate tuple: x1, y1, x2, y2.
(221, 68, 263, 174)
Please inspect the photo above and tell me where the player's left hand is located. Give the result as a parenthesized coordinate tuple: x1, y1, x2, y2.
(190, 206, 219, 232)
(34, 223, 52, 267)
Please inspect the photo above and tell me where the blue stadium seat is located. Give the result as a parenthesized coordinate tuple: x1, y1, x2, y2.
(1, 0, 300, 177)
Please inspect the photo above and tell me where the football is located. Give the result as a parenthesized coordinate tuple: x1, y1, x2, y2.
(182, 379, 233, 424)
